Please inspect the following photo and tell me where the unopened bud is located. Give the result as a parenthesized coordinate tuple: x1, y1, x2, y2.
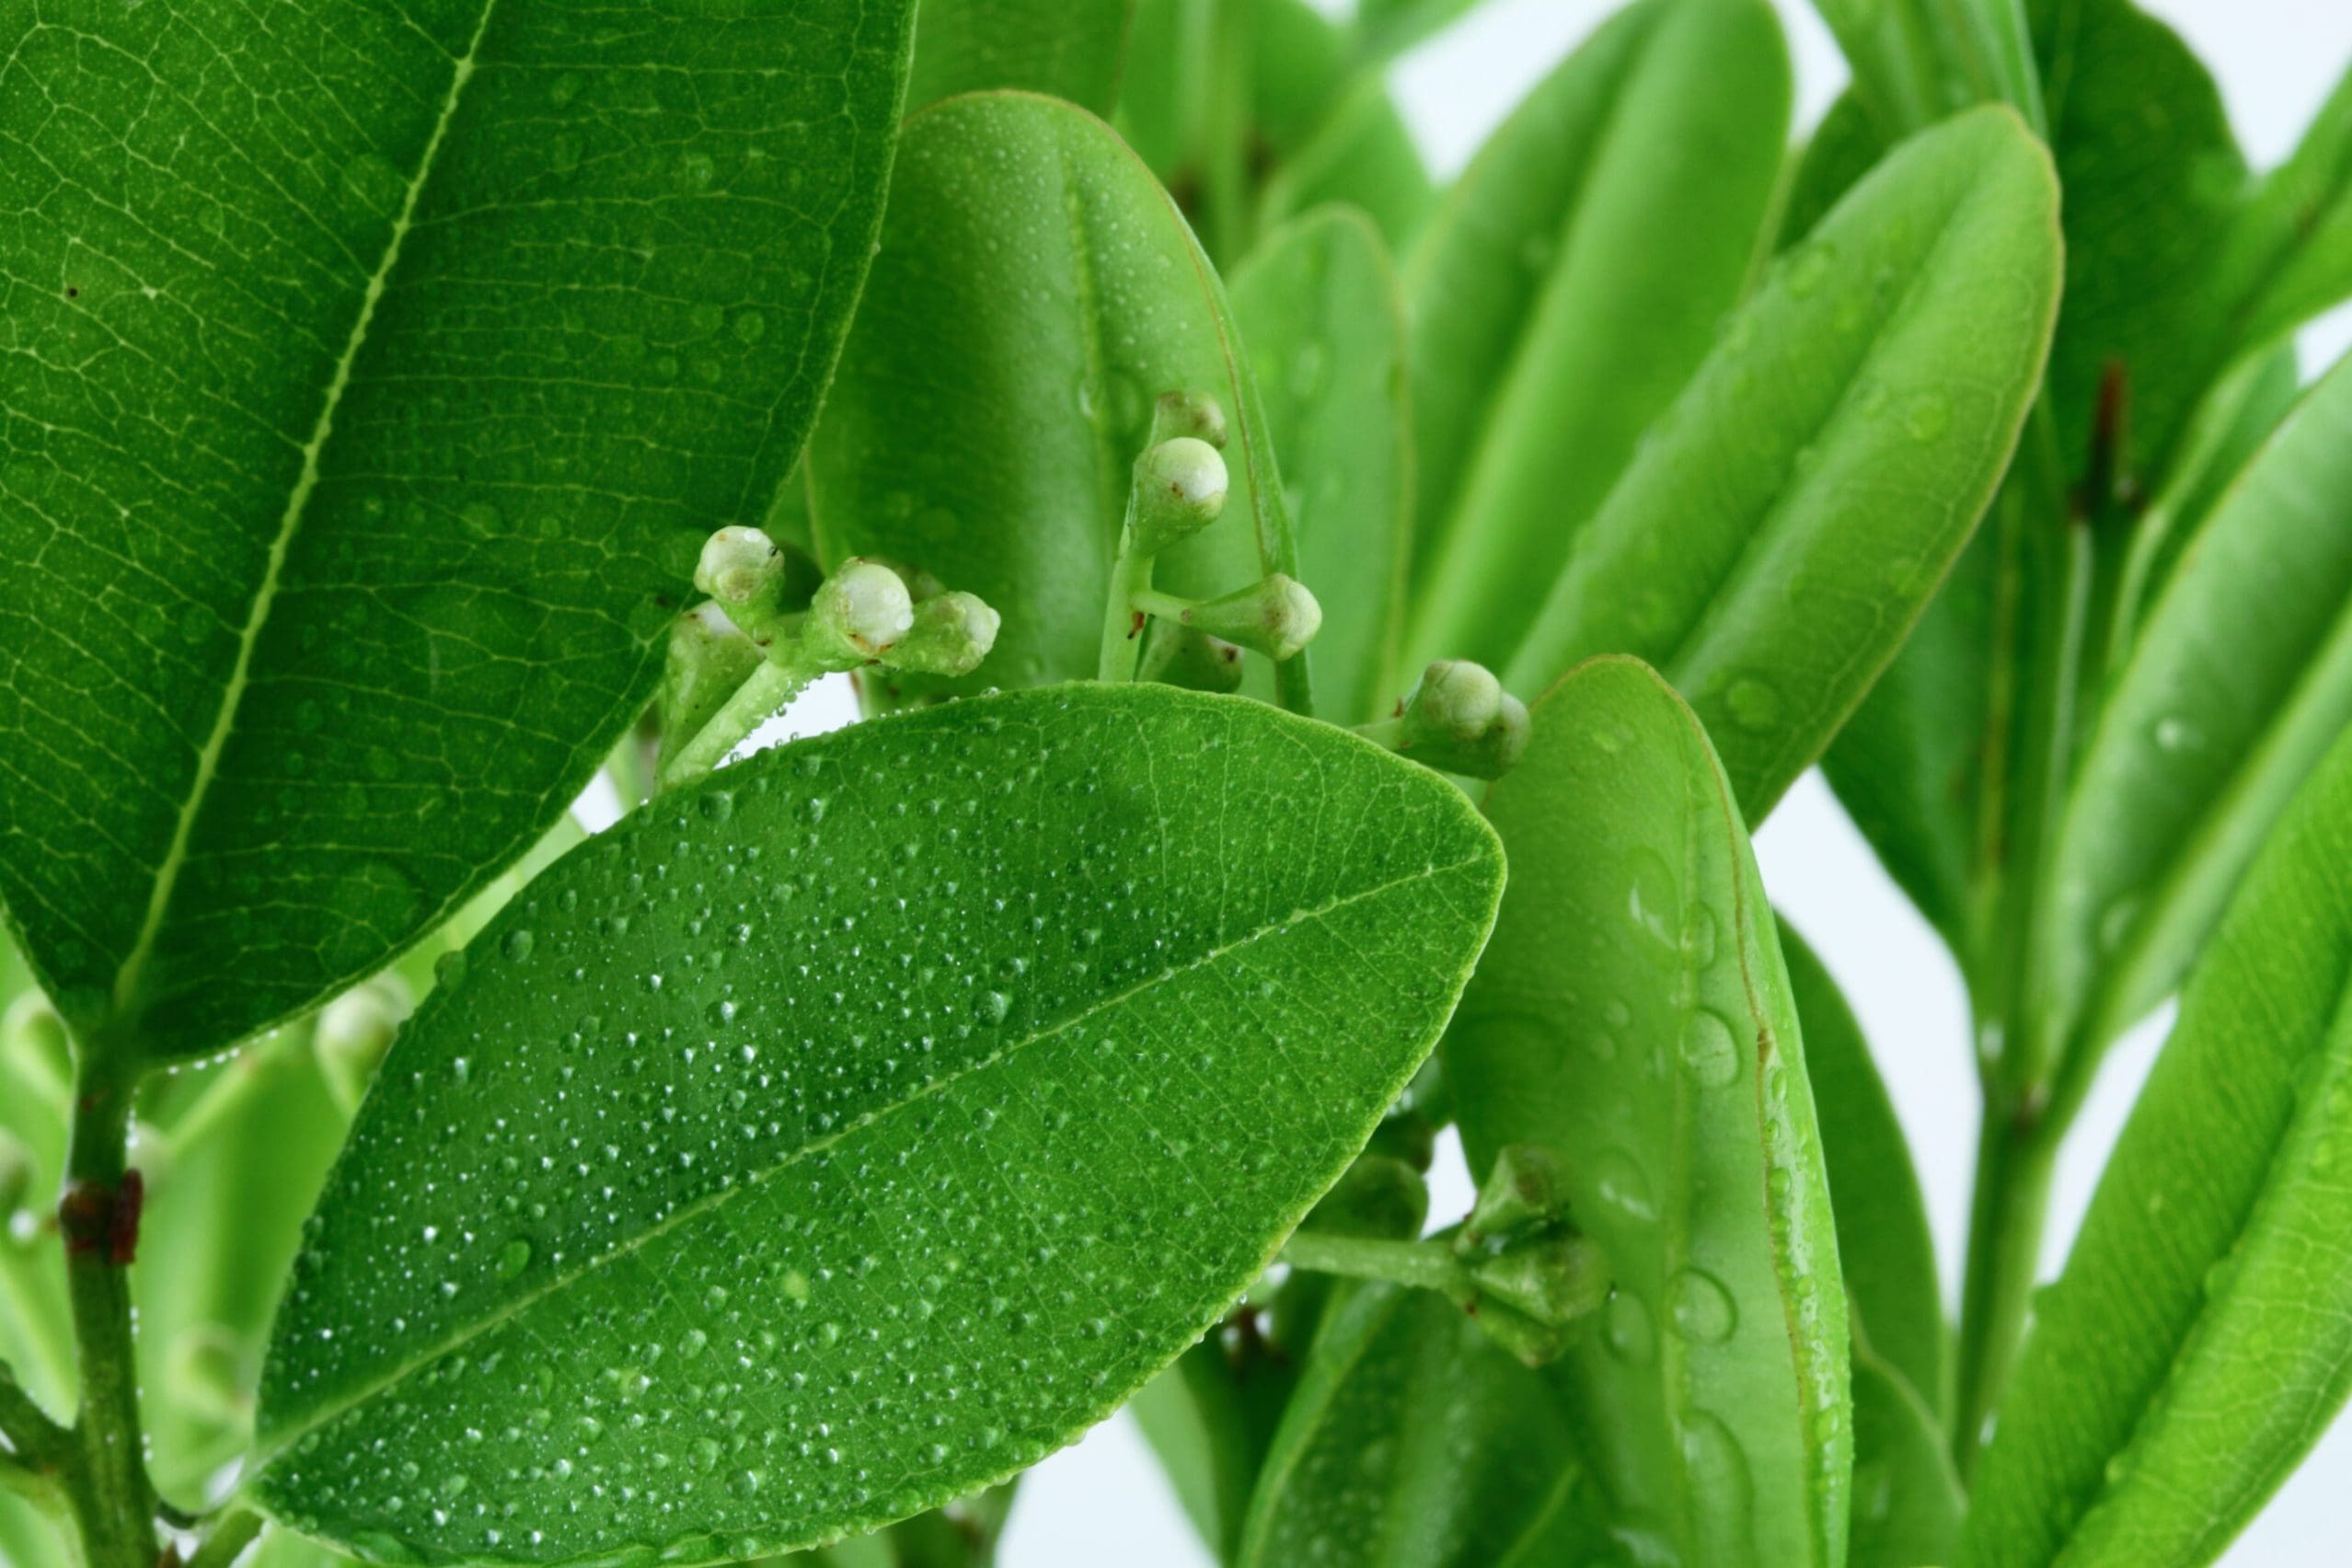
(1136, 625, 1244, 694)
(1412, 661, 1504, 744)
(1304, 1154, 1428, 1242)
(804, 559, 917, 667)
(1142, 575, 1320, 662)
(317, 976, 410, 1115)
(1377, 662, 1530, 779)
(1152, 390, 1228, 449)
(1464, 1143, 1570, 1245)
(1131, 438, 1229, 556)
(890, 591, 1001, 677)
(3, 992, 72, 1103)
(694, 526, 783, 607)
(1470, 1232, 1608, 1329)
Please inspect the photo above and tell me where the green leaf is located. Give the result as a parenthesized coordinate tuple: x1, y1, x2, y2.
(1252, 77, 1436, 260)
(1233, 1283, 1608, 1568)
(1351, 0, 1490, 64)
(1505, 106, 2062, 820)
(1849, 1349, 1963, 1568)
(804, 92, 1301, 710)
(0, 0, 916, 1061)
(1447, 656, 1851, 1568)
(1781, 925, 1946, 1419)
(249, 684, 1505, 1563)
(1131, 1333, 1286, 1561)
(1806, 0, 1949, 133)
(0, 1493, 71, 1568)
(2216, 62, 2352, 355)
(1401, 0, 1792, 676)
(2033, 0, 2249, 485)
(2041, 355, 2352, 1095)
(1963, 722, 2352, 1568)
(0, 986, 72, 1418)
(1230, 208, 1413, 725)
(1776, 91, 1886, 255)
(906, 0, 1136, 118)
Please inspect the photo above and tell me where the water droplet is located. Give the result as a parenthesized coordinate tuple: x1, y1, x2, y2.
(1904, 393, 1951, 442)
(2153, 715, 2201, 753)
(1723, 677, 1781, 731)
(1604, 1290, 1656, 1365)
(1625, 850, 1678, 947)
(700, 790, 735, 824)
(1592, 1149, 1656, 1224)
(502, 928, 535, 963)
(1668, 1268, 1737, 1343)
(495, 1239, 532, 1282)
(975, 990, 1010, 1025)
(1681, 1009, 1741, 1090)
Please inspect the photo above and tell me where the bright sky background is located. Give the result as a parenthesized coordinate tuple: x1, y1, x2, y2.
(746, 4, 2352, 1561)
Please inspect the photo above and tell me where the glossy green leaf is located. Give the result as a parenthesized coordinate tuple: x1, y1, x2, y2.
(1505, 106, 2061, 820)
(2216, 62, 2352, 355)
(2041, 355, 2352, 1090)
(1401, 0, 1791, 676)
(1781, 926, 1945, 1419)
(1230, 208, 1413, 724)
(1233, 1283, 1608, 1568)
(1131, 1332, 1289, 1562)
(805, 92, 1299, 709)
(1777, 92, 1885, 255)
(1965, 722, 2352, 1568)
(1849, 1349, 1963, 1568)
(1447, 657, 1851, 1568)
(249, 684, 1504, 1563)
(906, 0, 1136, 118)
(0, 0, 915, 1061)
(1806, 0, 1946, 133)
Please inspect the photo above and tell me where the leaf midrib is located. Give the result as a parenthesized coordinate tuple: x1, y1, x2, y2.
(251, 844, 1492, 1475)
(108, 1, 503, 1028)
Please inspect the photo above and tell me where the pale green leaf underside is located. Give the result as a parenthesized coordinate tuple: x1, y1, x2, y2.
(251, 684, 1503, 1565)
(1966, 722, 2352, 1567)
(0, 0, 912, 1057)
(1447, 657, 1850, 1568)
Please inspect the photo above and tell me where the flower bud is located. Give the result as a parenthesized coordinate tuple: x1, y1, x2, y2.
(1379, 662, 1530, 779)
(693, 526, 783, 607)
(1304, 1154, 1429, 1242)
(1152, 389, 1228, 449)
(890, 590, 1001, 677)
(1147, 574, 1321, 662)
(1136, 625, 1244, 694)
(1463, 1143, 1571, 1245)
(803, 559, 917, 668)
(862, 557, 949, 605)
(316, 975, 410, 1115)
(1131, 437, 1229, 557)
(1470, 1232, 1608, 1329)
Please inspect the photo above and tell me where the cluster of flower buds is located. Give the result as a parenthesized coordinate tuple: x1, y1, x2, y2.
(1361, 660, 1531, 780)
(1455, 1142, 1608, 1366)
(691, 528, 1001, 682)
(1104, 391, 1323, 687)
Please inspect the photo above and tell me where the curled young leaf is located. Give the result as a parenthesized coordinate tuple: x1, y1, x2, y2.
(1505, 106, 2062, 820)
(248, 685, 1503, 1562)
(1447, 657, 1851, 1568)
(1966, 721, 2352, 1567)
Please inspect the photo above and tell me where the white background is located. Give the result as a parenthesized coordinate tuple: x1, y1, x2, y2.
(847, 2, 2352, 1560)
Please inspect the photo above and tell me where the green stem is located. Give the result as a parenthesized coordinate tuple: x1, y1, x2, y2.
(1278, 1231, 1473, 1303)
(1095, 529, 1155, 686)
(0, 1358, 66, 1470)
(57, 1056, 157, 1568)
(1952, 1090, 2058, 1475)
(183, 1509, 261, 1568)
(658, 657, 820, 793)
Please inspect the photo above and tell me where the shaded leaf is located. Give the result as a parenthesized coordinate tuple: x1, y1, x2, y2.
(804, 92, 1300, 709)
(1849, 1350, 1963, 1568)
(1233, 1284, 1608, 1568)
(0, 0, 916, 1060)
(907, 0, 1136, 118)
(1447, 656, 1851, 1568)
(250, 684, 1504, 1563)
(2042, 355, 2352, 1094)
(1776, 91, 1885, 255)
(1401, 0, 1791, 675)
(2217, 62, 2352, 355)
(1782, 925, 1946, 1418)
(1965, 721, 2352, 1567)
(1252, 77, 1436, 259)
(1231, 209, 1413, 724)
(1505, 107, 2062, 820)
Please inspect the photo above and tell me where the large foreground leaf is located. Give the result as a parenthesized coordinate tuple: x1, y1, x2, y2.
(1965, 722, 2352, 1567)
(1401, 0, 1790, 676)
(1503, 107, 2061, 819)
(1234, 1283, 1606, 1567)
(1447, 657, 1851, 1568)
(0, 0, 915, 1059)
(249, 685, 1504, 1563)
(2040, 355, 2352, 1094)
(1231, 208, 1413, 725)
(805, 91, 1302, 709)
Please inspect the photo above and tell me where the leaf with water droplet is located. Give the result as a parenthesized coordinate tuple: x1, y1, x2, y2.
(1447, 657, 1851, 1567)
(1505, 106, 2061, 822)
(1965, 725, 2352, 1567)
(0, 0, 920, 1062)
(248, 685, 1502, 1562)
(1401, 0, 1791, 679)
(1233, 1283, 1615, 1568)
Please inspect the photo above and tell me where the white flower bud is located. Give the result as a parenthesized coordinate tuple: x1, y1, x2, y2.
(891, 590, 1001, 677)
(693, 526, 782, 606)
(1131, 437, 1230, 557)
(1152, 390, 1228, 449)
(804, 558, 917, 667)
